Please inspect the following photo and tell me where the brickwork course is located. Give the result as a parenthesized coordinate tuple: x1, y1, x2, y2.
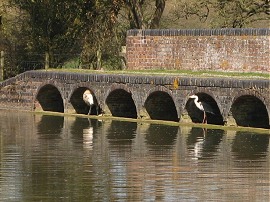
(126, 28, 269, 72)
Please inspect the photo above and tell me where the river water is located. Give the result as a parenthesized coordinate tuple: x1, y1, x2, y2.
(0, 111, 269, 201)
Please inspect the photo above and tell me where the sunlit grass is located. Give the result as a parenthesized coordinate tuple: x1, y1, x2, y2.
(44, 68, 270, 79)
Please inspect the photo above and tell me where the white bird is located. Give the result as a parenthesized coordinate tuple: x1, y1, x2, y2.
(83, 90, 95, 115)
(189, 95, 215, 124)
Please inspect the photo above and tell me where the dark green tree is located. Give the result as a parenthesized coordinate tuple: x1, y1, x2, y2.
(11, 0, 88, 68)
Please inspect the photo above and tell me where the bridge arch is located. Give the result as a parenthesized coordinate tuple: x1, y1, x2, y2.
(185, 92, 224, 125)
(144, 86, 178, 122)
(35, 83, 64, 113)
(105, 84, 137, 118)
(230, 94, 269, 129)
(69, 86, 100, 115)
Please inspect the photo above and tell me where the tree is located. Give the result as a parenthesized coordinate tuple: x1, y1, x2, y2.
(79, 0, 122, 69)
(11, 0, 86, 68)
(10, 0, 123, 70)
(214, 0, 270, 27)
(171, 0, 270, 28)
(0, 0, 30, 78)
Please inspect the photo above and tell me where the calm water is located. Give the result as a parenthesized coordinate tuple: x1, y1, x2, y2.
(0, 111, 269, 202)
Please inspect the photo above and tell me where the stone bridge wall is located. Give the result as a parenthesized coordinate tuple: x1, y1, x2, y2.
(126, 28, 269, 72)
(0, 71, 269, 128)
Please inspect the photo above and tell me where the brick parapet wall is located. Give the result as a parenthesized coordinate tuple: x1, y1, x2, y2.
(126, 28, 270, 72)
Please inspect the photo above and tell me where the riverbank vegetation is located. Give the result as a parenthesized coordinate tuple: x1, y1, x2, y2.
(0, 0, 269, 78)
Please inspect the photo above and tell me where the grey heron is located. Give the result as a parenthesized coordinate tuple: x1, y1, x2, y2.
(189, 95, 215, 124)
(83, 90, 95, 115)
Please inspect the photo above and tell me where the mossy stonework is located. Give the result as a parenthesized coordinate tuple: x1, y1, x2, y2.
(0, 70, 269, 129)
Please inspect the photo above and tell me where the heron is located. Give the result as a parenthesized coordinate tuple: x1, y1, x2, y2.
(83, 90, 95, 115)
(189, 95, 215, 124)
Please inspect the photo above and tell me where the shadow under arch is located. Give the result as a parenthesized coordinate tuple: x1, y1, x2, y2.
(70, 87, 100, 115)
(36, 84, 64, 113)
(186, 93, 224, 125)
(105, 89, 137, 118)
(144, 91, 178, 122)
(230, 95, 269, 129)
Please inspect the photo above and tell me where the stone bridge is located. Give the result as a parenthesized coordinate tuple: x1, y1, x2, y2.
(0, 70, 269, 129)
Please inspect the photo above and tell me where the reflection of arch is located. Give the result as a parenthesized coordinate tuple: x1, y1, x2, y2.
(144, 87, 178, 122)
(186, 92, 224, 125)
(230, 95, 269, 128)
(69, 87, 100, 115)
(35, 84, 64, 112)
(232, 131, 269, 160)
(145, 124, 178, 146)
(37, 115, 64, 137)
(106, 121, 137, 146)
(105, 87, 137, 118)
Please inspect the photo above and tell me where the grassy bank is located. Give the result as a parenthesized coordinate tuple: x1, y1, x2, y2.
(44, 68, 270, 80)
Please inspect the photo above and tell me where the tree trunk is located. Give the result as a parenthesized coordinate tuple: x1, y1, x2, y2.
(150, 0, 166, 29)
(96, 46, 102, 70)
(0, 51, 4, 80)
(126, 0, 147, 29)
(45, 51, 49, 69)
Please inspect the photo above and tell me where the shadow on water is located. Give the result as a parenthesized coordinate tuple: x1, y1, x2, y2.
(145, 124, 178, 146)
(106, 120, 137, 146)
(232, 131, 269, 160)
(186, 127, 224, 159)
(37, 115, 64, 138)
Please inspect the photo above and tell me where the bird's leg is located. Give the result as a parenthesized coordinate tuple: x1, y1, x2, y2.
(202, 111, 206, 124)
(88, 105, 92, 115)
(202, 112, 205, 123)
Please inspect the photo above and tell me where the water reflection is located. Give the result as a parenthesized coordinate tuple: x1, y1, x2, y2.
(186, 128, 224, 160)
(0, 111, 269, 201)
(144, 124, 178, 146)
(70, 117, 101, 150)
(106, 120, 137, 145)
(37, 115, 64, 138)
(232, 131, 269, 160)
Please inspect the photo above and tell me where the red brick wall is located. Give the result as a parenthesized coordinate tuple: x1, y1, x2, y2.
(126, 29, 270, 72)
